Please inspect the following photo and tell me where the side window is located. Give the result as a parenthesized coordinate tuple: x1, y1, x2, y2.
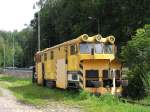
(116, 70, 121, 79)
(51, 51, 54, 59)
(44, 53, 47, 61)
(70, 45, 77, 55)
(111, 70, 121, 79)
(86, 70, 99, 78)
(103, 70, 109, 79)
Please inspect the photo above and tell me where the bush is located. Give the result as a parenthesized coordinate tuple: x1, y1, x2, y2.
(127, 64, 150, 99)
(121, 24, 150, 99)
(78, 90, 90, 100)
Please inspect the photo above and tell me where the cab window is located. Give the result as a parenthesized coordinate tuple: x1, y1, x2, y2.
(95, 43, 103, 54)
(80, 43, 93, 54)
(103, 44, 113, 54)
(103, 70, 109, 79)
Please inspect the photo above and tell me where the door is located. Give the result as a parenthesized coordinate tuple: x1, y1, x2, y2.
(56, 58, 67, 89)
(37, 63, 43, 85)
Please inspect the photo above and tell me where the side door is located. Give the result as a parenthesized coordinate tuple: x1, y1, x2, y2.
(56, 59, 67, 88)
(56, 47, 67, 89)
(37, 62, 43, 85)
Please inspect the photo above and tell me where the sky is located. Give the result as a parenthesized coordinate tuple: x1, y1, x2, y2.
(0, 0, 39, 31)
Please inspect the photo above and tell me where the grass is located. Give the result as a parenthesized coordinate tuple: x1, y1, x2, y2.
(0, 75, 150, 112)
(136, 97, 150, 105)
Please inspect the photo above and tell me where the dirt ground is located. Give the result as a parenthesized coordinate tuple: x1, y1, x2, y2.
(0, 87, 81, 112)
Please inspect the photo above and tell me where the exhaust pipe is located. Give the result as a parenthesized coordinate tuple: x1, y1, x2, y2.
(81, 34, 96, 42)
(95, 34, 102, 41)
(97, 35, 115, 44)
(81, 34, 89, 41)
(106, 36, 115, 44)
(78, 34, 115, 44)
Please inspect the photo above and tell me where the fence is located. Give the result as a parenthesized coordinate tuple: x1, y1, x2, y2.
(1, 68, 32, 78)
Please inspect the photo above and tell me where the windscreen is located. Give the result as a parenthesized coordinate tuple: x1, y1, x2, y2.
(79, 43, 93, 54)
(95, 43, 103, 54)
(103, 44, 113, 54)
(80, 43, 113, 54)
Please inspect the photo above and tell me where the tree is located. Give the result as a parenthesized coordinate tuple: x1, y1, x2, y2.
(0, 31, 24, 67)
(31, 0, 150, 50)
(121, 25, 150, 99)
(17, 27, 34, 67)
(0, 37, 5, 66)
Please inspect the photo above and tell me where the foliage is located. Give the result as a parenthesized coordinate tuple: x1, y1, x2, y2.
(0, 75, 150, 112)
(17, 27, 34, 67)
(31, 0, 150, 50)
(0, 27, 34, 67)
(0, 37, 5, 66)
(0, 31, 24, 67)
(121, 25, 150, 99)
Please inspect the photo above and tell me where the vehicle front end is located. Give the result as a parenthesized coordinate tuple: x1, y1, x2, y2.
(77, 34, 126, 95)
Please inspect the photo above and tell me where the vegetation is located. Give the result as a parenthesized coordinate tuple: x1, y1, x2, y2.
(0, 31, 24, 67)
(121, 25, 150, 99)
(32, 0, 150, 50)
(0, 75, 150, 112)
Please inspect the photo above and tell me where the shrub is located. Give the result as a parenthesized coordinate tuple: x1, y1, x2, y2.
(121, 24, 150, 99)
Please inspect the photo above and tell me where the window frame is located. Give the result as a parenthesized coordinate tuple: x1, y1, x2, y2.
(79, 43, 93, 54)
(103, 44, 113, 54)
(94, 43, 104, 54)
(102, 70, 109, 79)
(50, 51, 54, 60)
(115, 70, 121, 79)
(79, 43, 114, 54)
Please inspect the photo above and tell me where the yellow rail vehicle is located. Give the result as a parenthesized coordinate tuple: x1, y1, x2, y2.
(34, 34, 125, 95)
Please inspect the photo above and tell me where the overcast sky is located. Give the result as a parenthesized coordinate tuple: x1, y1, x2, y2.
(0, 0, 39, 31)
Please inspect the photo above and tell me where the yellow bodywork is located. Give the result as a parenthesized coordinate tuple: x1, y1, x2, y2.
(35, 34, 123, 95)
(36, 62, 43, 85)
(82, 59, 121, 94)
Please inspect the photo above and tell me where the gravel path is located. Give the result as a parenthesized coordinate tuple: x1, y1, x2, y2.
(0, 87, 42, 112)
(0, 87, 81, 112)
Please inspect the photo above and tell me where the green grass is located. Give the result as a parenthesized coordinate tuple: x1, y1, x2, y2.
(135, 97, 150, 105)
(0, 75, 150, 112)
